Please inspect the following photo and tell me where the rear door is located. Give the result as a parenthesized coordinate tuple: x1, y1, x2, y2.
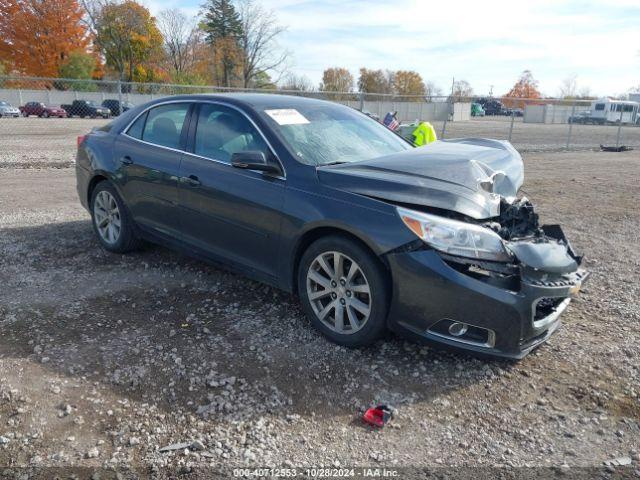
(115, 102, 193, 240)
(177, 102, 285, 281)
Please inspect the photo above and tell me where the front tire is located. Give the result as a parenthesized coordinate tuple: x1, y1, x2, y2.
(90, 181, 142, 253)
(297, 235, 389, 347)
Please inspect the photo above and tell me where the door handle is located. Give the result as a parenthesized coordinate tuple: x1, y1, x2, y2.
(121, 155, 133, 165)
(182, 175, 201, 187)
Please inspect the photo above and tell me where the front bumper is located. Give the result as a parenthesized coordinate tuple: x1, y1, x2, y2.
(385, 248, 589, 359)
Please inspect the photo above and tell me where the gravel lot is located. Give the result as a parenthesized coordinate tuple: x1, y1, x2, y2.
(0, 119, 639, 478)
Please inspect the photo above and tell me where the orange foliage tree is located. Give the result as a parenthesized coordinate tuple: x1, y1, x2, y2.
(94, 0, 166, 83)
(393, 70, 426, 100)
(0, 0, 91, 78)
(503, 70, 541, 108)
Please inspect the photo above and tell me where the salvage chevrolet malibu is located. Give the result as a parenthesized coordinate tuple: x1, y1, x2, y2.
(76, 95, 589, 359)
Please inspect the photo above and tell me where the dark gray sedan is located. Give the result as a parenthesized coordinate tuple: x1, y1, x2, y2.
(75, 94, 588, 359)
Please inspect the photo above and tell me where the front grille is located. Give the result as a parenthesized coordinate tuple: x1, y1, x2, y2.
(534, 297, 565, 321)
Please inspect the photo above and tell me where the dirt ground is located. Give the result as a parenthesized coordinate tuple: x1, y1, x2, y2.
(0, 118, 639, 478)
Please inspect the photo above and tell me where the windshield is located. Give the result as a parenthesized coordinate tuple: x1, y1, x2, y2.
(259, 103, 412, 166)
(0, 101, 9, 107)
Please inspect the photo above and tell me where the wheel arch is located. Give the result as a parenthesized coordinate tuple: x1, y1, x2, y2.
(87, 171, 130, 211)
(86, 173, 110, 206)
(290, 225, 390, 296)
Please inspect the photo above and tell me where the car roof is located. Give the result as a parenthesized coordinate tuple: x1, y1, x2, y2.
(153, 93, 337, 110)
(109, 93, 351, 134)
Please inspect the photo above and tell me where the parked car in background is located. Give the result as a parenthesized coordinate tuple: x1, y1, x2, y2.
(0, 101, 21, 118)
(62, 100, 111, 118)
(75, 94, 588, 359)
(478, 99, 507, 116)
(568, 111, 595, 124)
(20, 102, 68, 118)
(471, 103, 485, 117)
(512, 108, 524, 117)
(102, 99, 135, 116)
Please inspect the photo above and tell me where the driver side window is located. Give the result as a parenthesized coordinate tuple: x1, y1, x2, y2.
(194, 103, 270, 163)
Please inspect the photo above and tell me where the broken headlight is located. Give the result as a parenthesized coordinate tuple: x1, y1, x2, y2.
(397, 207, 513, 262)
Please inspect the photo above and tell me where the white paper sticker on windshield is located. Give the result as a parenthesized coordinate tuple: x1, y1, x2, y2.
(265, 109, 310, 125)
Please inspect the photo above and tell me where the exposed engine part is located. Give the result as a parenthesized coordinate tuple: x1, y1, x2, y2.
(492, 197, 542, 240)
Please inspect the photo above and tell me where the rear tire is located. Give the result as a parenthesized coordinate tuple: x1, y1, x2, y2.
(297, 235, 389, 347)
(90, 181, 142, 253)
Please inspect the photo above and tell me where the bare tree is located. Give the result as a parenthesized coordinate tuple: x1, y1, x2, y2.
(236, 0, 290, 88)
(280, 73, 314, 92)
(578, 86, 593, 98)
(157, 9, 201, 78)
(558, 74, 578, 98)
(451, 79, 473, 101)
(425, 81, 442, 99)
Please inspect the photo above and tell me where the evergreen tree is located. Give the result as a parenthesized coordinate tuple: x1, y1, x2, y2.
(202, 0, 243, 42)
(201, 0, 243, 86)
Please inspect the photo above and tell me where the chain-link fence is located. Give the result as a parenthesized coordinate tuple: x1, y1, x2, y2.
(1, 75, 639, 153)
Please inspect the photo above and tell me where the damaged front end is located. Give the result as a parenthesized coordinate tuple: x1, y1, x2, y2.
(318, 138, 589, 357)
(387, 196, 589, 358)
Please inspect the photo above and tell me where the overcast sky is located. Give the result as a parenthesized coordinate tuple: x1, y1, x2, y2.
(145, 0, 639, 97)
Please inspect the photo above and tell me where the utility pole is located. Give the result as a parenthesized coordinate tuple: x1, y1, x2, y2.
(489, 85, 494, 97)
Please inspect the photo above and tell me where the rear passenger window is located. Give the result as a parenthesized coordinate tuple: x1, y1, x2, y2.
(126, 112, 147, 139)
(141, 103, 190, 149)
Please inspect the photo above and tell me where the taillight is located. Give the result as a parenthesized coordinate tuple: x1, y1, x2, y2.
(77, 135, 87, 147)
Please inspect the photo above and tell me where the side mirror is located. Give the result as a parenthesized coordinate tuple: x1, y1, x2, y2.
(231, 151, 281, 175)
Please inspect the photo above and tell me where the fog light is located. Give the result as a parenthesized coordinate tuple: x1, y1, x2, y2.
(448, 322, 469, 337)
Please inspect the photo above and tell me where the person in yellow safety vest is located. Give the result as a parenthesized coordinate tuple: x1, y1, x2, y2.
(412, 121, 437, 146)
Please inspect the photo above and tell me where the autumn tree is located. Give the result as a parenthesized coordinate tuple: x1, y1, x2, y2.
(59, 51, 96, 79)
(503, 70, 541, 108)
(357, 68, 393, 94)
(201, 0, 243, 87)
(319, 67, 354, 99)
(237, 0, 289, 88)
(0, 0, 91, 78)
(92, 0, 165, 82)
(393, 70, 425, 100)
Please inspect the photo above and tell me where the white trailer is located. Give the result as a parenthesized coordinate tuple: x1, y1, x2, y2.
(590, 98, 639, 124)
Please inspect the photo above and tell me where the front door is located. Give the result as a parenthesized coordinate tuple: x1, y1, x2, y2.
(178, 102, 285, 281)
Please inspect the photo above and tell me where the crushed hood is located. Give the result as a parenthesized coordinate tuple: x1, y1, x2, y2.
(317, 138, 524, 219)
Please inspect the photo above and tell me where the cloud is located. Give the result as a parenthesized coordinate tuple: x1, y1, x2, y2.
(146, 0, 640, 95)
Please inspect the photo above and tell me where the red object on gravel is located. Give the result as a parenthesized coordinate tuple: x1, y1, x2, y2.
(362, 405, 393, 427)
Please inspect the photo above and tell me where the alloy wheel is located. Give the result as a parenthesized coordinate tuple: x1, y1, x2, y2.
(306, 251, 372, 334)
(93, 190, 121, 245)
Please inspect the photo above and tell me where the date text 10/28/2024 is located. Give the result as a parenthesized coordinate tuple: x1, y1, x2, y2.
(233, 468, 399, 477)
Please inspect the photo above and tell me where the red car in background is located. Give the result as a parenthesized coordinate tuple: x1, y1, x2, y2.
(20, 102, 68, 118)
